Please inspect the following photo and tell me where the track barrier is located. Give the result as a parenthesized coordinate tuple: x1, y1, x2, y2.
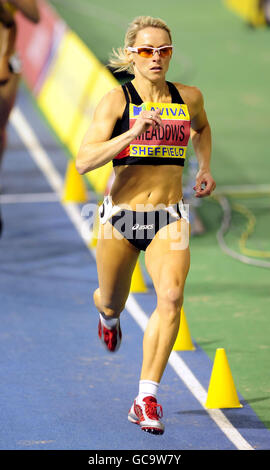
(16, 0, 117, 197)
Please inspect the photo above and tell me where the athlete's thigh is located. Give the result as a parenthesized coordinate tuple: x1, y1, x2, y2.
(145, 219, 190, 293)
(96, 221, 140, 309)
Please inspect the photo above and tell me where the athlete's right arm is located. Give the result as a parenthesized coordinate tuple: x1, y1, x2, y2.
(76, 88, 133, 174)
(76, 87, 162, 174)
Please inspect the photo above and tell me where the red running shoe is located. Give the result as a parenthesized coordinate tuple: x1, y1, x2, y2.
(98, 318, 122, 352)
(128, 396, 164, 434)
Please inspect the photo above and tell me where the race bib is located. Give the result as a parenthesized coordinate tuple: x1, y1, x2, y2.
(129, 102, 190, 160)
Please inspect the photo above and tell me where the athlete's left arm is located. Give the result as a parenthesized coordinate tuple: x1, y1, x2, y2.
(190, 87, 216, 198)
(4, 0, 40, 23)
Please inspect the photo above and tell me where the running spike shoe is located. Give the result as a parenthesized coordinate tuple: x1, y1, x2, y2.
(98, 318, 122, 352)
(128, 396, 165, 434)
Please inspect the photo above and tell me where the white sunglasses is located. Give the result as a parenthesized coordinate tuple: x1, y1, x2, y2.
(127, 45, 173, 58)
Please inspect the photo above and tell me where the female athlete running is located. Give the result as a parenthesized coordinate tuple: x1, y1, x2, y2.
(0, 0, 39, 235)
(76, 16, 216, 435)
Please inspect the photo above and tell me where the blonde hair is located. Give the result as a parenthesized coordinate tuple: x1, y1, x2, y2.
(108, 16, 172, 74)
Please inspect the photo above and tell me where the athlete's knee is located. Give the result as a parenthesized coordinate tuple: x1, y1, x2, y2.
(157, 283, 184, 317)
(166, 285, 184, 305)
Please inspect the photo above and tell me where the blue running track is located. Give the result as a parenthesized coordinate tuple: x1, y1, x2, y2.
(0, 87, 270, 454)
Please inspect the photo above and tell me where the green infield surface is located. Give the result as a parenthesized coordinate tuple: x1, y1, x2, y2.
(49, 0, 270, 429)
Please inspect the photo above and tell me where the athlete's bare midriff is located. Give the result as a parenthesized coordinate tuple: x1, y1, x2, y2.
(110, 164, 184, 210)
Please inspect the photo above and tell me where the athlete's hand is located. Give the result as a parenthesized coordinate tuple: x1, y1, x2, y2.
(193, 169, 216, 198)
(130, 108, 163, 138)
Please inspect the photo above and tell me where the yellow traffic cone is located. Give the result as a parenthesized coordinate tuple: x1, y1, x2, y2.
(62, 159, 88, 203)
(130, 260, 147, 293)
(173, 307, 195, 351)
(205, 348, 243, 409)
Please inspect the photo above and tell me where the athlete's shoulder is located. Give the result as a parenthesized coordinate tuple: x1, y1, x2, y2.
(103, 85, 126, 104)
(96, 85, 126, 118)
(173, 82, 203, 104)
(173, 82, 204, 115)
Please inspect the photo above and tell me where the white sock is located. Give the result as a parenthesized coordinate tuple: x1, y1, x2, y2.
(138, 380, 159, 400)
(99, 313, 118, 329)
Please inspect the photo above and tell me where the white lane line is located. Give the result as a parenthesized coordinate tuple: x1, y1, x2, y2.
(10, 106, 254, 450)
(0, 192, 60, 203)
(0, 191, 95, 204)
